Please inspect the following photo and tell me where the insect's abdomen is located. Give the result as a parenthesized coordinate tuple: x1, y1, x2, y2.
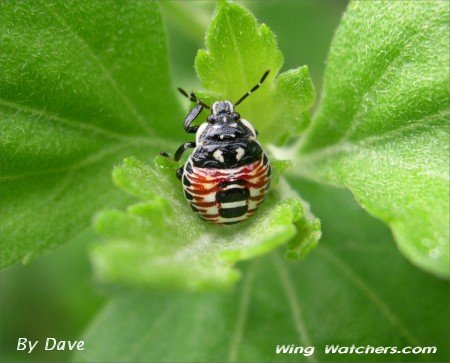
(182, 155, 271, 225)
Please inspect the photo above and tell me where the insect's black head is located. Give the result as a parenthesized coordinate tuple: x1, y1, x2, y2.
(213, 100, 234, 114)
(195, 99, 255, 145)
(207, 101, 240, 124)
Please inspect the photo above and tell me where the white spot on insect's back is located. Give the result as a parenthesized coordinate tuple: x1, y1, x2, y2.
(236, 147, 245, 161)
(241, 119, 257, 138)
(213, 149, 225, 163)
(195, 123, 208, 145)
(222, 116, 227, 123)
(212, 102, 219, 115)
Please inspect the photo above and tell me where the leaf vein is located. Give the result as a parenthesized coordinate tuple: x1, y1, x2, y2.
(125, 303, 177, 360)
(2, 143, 132, 229)
(339, 29, 421, 142)
(297, 107, 449, 176)
(0, 138, 174, 181)
(223, 7, 249, 92)
(227, 261, 255, 363)
(319, 246, 421, 346)
(0, 98, 129, 142)
(42, 1, 153, 136)
(273, 253, 316, 363)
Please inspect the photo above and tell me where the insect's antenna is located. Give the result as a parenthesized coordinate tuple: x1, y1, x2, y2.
(234, 70, 270, 107)
(177, 88, 210, 109)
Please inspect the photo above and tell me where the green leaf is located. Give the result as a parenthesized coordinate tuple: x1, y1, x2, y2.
(87, 0, 320, 291)
(195, 1, 315, 145)
(0, 229, 104, 363)
(90, 156, 320, 290)
(293, 1, 449, 277)
(0, 1, 181, 267)
(76, 180, 449, 362)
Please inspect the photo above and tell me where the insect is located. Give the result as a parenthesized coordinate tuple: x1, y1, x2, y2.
(160, 70, 271, 225)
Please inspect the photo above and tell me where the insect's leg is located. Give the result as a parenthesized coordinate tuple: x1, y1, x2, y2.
(159, 144, 194, 179)
(174, 141, 196, 161)
(176, 167, 183, 180)
(160, 142, 196, 162)
(160, 142, 194, 160)
(183, 104, 203, 133)
(159, 151, 171, 158)
(234, 70, 270, 106)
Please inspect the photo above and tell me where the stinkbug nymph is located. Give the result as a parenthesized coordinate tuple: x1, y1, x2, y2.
(160, 70, 271, 225)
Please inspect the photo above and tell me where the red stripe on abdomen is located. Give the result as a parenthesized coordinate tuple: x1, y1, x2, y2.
(183, 158, 270, 224)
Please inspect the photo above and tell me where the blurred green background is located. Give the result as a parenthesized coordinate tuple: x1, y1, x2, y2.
(0, 1, 349, 362)
(161, 0, 348, 98)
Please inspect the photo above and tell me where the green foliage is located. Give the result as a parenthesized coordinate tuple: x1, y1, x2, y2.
(0, 230, 104, 362)
(76, 181, 450, 362)
(87, 0, 320, 290)
(2, 1, 449, 362)
(91, 156, 320, 290)
(195, 1, 315, 145)
(295, 1, 450, 278)
(0, 0, 182, 267)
